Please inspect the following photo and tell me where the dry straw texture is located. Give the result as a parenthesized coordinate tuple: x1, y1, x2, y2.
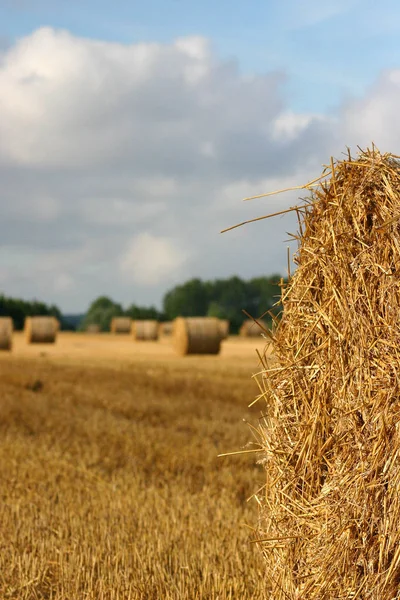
(239, 319, 267, 337)
(253, 148, 400, 599)
(25, 316, 58, 344)
(159, 321, 174, 336)
(173, 317, 222, 355)
(86, 324, 100, 334)
(0, 317, 13, 350)
(219, 319, 230, 339)
(132, 320, 159, 341)
(110, 317, 132, 334)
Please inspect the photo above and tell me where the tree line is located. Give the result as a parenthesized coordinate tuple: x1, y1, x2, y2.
(81, 275, 284, 333)
(0, 274, 284, 334)
(0, 295, 67, 330)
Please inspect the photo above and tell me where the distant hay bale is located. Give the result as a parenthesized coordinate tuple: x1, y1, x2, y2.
(86, 324, 100, 334)
(0, 317, 13, 350)
(254, 148, 400, 599)
(110, 317, 132, 334)
(159, 321, 174, 337)
(132, 320, 159, 341)
(218, 319, 230, 339)
(25, 316, 57, 344)
(239, 318, 267, 337)
(173, 317, 222, 355)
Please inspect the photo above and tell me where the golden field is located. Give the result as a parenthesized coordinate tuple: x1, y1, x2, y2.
(0, 332, 268, 599)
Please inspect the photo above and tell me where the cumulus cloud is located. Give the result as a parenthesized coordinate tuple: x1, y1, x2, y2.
(119, 233, 188, 286)
(340, 70, 400, 151)
(0, 26, 397, 311)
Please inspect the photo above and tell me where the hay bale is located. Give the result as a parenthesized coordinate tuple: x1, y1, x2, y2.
(159, 321, 174, 337)
(254, 148, 400, 599)
(25, 316, 57, 344)
(219, 319, 230, 339)
(110, 317, 132, 334)
(239, 318, 267, 337)
(86, 324, 100, 334)
(132, 320, 159, 341)
(173, 317, 222, 355)
(0, 317, 13, 350)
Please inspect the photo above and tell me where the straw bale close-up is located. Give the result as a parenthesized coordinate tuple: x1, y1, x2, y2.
(25, 316, 58, 344)
(110, 317, 132, 334)
(239, 318, 267, 337)
(173, 317, 222, 355)
(132, 320, 159, 341)
(0, 317, 13, 350)
(253, 148, 400, 599)
(218, 319, 230, 340)
(159, 321, 174, 337)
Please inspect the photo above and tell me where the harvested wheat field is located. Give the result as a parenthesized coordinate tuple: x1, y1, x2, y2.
(0, 331, 269, 599)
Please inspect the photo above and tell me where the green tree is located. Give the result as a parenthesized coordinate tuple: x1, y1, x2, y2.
(249, 274, 283, 320)
(0, 294, 66, 329)
(80, 296, 124, 332)
(162, 274, 285, 334)
(207, 301, 227, 319)
(163, 278, 209, 319)
(125, 304, 162, 320)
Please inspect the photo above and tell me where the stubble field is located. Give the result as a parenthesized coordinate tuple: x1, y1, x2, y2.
(0, 332, 268, 599)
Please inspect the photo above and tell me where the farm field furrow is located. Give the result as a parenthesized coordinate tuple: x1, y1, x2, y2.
(0, 333, 268, 599)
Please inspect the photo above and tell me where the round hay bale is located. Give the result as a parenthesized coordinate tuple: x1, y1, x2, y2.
(110, 317, 132, 334)
(254, 148, 400, 598)
(0, 317, 13, 350)
(173, 317, 222, 355)
(218, 319, 230, 339)
(25, 316, 57, 344)
(86, 323, 100, 334)
(132, 320, 159, 341)
(239, 318, 267, 337)
(159, 321, 174, 337)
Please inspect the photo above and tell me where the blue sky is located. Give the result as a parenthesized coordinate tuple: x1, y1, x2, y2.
(1, 1, 400, 311)
(2, 0, 400, 112)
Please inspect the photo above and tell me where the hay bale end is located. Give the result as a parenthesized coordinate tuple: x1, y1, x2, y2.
(0, 317, 13, 350)
(173, 317, 222, 355)
(25, 316, 58, 344)
(132, 320, 159, 341)
(110, 317, 132, 334)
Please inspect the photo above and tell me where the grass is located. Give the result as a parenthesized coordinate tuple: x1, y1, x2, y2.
(0, 335, 267, 599)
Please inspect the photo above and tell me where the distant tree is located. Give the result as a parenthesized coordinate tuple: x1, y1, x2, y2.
(163, 278, 209, 319)
(79, 296, 124, 332)
(0, 294, 65, 330)
(249, 274, 283, 321)
(125, 304, 163, 320)
(162, 274, 284, 334)
(207, 301, 228, 319)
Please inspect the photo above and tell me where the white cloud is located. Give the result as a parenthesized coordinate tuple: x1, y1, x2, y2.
(119, 233, 188, 286)
(340, 70, 400, 151)
(271, 111, 327, 142)
(0, 27, 399, 311)
(174, 36, 211, 61)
